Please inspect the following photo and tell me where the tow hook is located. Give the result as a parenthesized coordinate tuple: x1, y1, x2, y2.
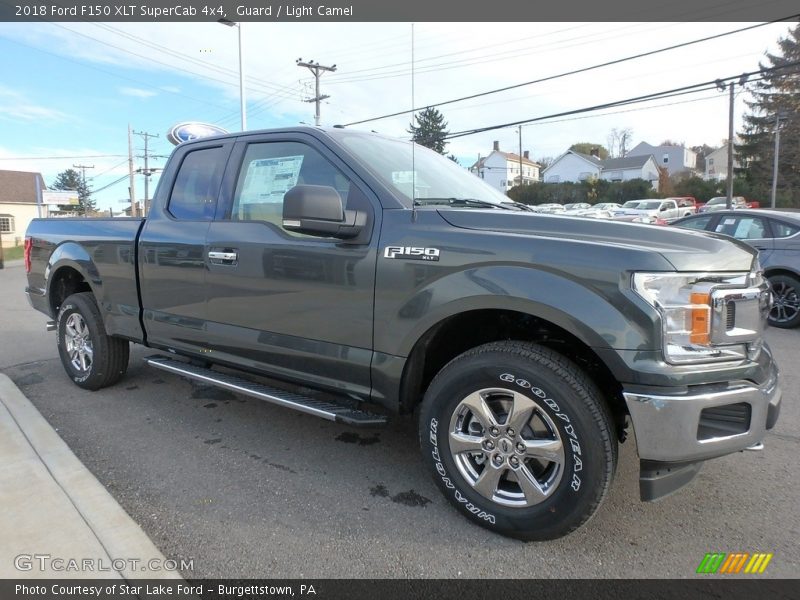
(744, 442, 764, 452)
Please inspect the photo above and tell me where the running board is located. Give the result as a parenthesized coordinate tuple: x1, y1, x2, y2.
(144, 356, 387, 427)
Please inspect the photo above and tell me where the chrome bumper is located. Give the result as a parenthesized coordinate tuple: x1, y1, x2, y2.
(623, 359, 781, 463)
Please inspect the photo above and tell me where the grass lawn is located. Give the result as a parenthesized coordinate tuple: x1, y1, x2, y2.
(2, 246, 24, 261)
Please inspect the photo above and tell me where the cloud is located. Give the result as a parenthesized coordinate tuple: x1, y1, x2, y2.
(119, 86, 157, 98)
(0, 86, 67, 122)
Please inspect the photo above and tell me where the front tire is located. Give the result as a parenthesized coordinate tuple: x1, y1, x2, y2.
(419, 341, 616, 540)
(57, 292, 130, 390)
(768, 274, 800, 329)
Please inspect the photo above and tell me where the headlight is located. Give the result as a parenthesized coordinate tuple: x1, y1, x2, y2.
(632, 272, 752, 364)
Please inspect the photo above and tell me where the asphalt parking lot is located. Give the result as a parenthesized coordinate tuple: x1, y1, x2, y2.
(1, 261, 798, 578)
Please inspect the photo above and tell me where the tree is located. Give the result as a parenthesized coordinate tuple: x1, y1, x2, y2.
(690, 143, 716, 174)
(737, 24, 800, 207)
(568, 143, 609, 160)
(607, 128, 633, 158)
(51, 168, 95, 214)
(408, 107, 449, 154)
(535, 156, 555, 171)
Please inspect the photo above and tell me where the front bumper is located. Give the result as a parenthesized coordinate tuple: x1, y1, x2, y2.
(623, 357, 781, 464)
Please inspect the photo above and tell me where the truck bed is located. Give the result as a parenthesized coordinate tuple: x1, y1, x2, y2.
(25, 217, 146, 342)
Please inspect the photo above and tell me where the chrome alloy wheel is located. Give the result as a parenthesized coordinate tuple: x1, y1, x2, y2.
(448, 388, 565, 507)
(64, 313, 94, 373)
(769, 281, 800, 324)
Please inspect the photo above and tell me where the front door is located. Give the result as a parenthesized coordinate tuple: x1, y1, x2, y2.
(203, 134, 379, 399)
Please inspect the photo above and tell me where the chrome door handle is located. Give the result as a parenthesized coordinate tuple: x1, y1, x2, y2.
(208, 251, 238, 261)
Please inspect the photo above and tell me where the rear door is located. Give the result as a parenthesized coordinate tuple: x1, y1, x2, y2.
(712, 213, 774, 259)
(202, 132, 380, 399)
(138, 140, 233, 353)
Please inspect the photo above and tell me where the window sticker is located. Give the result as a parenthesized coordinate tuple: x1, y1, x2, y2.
(239, 155, 304, 204)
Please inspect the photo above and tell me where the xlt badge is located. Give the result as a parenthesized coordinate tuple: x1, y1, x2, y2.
(384, 246, 440, 261)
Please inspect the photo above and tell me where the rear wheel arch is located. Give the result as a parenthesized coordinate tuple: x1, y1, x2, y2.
(48, 265, 93, 317)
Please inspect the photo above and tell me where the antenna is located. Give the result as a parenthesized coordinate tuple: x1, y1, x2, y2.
(411, 23, 417, 222)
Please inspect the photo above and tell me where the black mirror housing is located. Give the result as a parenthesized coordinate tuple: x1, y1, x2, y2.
(282, 185, 364, 239)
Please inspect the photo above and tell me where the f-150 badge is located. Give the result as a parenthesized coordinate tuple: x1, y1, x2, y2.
(384, 246, 440, 261)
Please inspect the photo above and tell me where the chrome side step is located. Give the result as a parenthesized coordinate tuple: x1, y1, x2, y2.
(144, 356, 387, 427)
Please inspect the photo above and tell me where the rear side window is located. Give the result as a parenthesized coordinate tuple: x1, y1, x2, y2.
(771, 220, 800, 238)
(168, 147, 226, 220)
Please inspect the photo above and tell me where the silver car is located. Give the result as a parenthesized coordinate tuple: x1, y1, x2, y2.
(673, 209, 800, 328)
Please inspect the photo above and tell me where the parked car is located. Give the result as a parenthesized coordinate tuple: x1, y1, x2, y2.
(613, 199, 682, 222)
(563, 202, 592, 213)
(533, 203, 565, 214)
(24, 127, 780, 541)
(698, 196, 748, 212)
(668, 196, 699, 217)
(673, 209, 800, 328)
(593, 202, 622, 211)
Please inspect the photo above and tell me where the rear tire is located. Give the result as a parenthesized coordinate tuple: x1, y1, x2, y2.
(767, 274, 800, 329)
(419, 341, 616, 541)
(56, 292, 130, 390)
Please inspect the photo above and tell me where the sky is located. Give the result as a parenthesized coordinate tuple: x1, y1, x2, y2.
(0, 20, 794, 213)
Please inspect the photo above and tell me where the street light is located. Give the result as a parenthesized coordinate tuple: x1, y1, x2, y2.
(219, 19, 247, 131)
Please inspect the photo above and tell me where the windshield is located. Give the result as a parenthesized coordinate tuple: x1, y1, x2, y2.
(622, 201, 641, 208)
(335, 130, 513, 209)
(707, 197, 727, 205)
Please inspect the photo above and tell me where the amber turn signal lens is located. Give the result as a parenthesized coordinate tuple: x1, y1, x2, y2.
(690, 292, 711, 344)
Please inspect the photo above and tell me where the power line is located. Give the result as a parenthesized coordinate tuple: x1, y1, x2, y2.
(0, 154, 126, 160)
(341, 16, 798, 127)
(443, 63, 798, 140)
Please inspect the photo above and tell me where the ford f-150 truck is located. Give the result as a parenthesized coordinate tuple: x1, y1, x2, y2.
(25, 127, 781, 540)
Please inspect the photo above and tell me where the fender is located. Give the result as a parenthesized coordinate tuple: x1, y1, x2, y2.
(376, 264, 657, 358)
(45, 241, 144, 342)
(45, 242, 102, 311)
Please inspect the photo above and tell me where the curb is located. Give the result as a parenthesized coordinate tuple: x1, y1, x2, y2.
(0, 373, 181, 580)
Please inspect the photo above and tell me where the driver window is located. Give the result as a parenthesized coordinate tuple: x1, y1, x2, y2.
(230, 142, 352, 230)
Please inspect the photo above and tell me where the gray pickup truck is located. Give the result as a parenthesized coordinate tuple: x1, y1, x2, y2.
(24, 127, 781, 540)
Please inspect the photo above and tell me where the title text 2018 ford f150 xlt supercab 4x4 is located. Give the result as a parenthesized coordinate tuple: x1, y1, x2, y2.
(25, 127, 781, 540)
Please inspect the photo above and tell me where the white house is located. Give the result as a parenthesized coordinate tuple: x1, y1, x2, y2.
(0, 170, 49, 249)
(627, 141, 697, 175)
(541, 150, 660, 190)
(540, 150, 602, 183)
(598, 155, 660, 188)
(704, 143, 739, 181)
(470, 141, 541, 193)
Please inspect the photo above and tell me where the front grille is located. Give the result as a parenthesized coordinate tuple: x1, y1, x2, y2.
(726, 301, 736, 330)
(698, 403, 751, 440)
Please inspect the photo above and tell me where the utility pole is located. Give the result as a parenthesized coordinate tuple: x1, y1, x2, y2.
(518, 127, 524, 189)
(133, 130, 159, 216)
(72, 163, 94, 217)
(296, 59, 337, 126)
(726, 83, 735, 209)
(716, 74, 748, 210)
(770, 111, 787, 209)
(128, 125, 137, 217)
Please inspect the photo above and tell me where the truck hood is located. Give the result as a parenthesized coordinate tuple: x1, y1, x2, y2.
(437, 209, 756, 272)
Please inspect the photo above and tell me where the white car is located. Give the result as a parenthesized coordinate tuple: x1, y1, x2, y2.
(534, 203, 566, 214)
(613, 199, 681, 221)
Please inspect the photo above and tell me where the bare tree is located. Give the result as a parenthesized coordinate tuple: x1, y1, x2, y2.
(608, 128, 634, 158)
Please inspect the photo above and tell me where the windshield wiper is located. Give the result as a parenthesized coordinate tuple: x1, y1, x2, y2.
(414, 197, 516, 210)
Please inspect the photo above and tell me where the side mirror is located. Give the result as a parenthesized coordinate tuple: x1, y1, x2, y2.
(660, 205, 668, 211)
(282, 185, 365, 239)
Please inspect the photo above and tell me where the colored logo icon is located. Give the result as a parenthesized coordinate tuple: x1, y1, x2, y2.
(696, 552, 773, 574)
